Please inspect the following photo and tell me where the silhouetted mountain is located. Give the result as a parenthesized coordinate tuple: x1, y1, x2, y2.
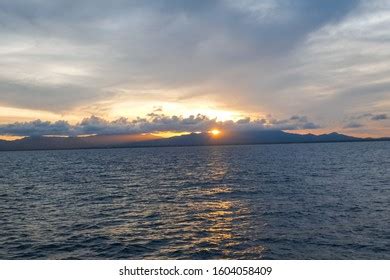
(0, 134, 160, 151)
(130, 130, 362, 147)
(0, 130, 388, 151)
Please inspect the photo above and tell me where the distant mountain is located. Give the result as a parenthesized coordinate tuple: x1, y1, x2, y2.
(129, 130, 362, 147)
(1, 129, 388, 151)
(0, 134, 161, 151)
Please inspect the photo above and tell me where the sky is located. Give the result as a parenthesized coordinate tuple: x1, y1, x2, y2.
(0, 0, 389, 139)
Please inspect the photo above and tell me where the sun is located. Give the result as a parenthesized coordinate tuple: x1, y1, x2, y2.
(210, 129, 221, 136)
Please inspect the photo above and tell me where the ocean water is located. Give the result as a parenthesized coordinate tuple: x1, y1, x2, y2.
(0, 141, 389, 259)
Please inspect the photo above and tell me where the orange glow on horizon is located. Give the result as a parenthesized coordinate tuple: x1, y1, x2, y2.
(151, 131, 192, 138)
(210, 129, 221, 136)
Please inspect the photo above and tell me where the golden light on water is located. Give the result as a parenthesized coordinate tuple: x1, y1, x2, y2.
(0, 135, 25, 141)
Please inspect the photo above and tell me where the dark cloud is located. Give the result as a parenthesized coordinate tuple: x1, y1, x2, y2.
(0, 120, 71, 137)
(0, 0, 360, 112)
(0, 114, 319, 137)
(344, 122, 363, 129)
(268, 115, 320, 130)
(343, 112, 389, 129)
(371, 114, 388, 121)
(351, 113, 389, 121)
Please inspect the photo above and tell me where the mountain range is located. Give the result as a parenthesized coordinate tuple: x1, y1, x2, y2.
(0, 130, 388, 151)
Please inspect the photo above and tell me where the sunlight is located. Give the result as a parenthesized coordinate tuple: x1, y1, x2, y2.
(151, 131, 192, 138)
(210, 129, 221, 136)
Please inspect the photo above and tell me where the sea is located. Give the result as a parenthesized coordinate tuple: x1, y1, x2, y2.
(0, 141, 389, 259)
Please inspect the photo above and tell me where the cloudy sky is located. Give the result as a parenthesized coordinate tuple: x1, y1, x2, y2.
(0, 0, 389, 139)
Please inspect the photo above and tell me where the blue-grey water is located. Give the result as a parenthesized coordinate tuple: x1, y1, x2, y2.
(0, 142, 389, 259)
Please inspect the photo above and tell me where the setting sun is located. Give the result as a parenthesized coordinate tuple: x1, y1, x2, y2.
(210, 129, 221, 136)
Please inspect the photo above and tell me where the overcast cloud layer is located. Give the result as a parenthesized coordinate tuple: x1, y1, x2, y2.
(0, 0, 389, 136)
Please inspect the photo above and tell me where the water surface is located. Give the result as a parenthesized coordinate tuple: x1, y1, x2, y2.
(0, 142, 389, 259)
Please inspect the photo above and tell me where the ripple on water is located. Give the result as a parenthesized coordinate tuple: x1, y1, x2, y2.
(0, 142, 389, 259)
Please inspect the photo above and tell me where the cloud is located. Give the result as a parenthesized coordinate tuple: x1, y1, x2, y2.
(370, 113, 388, 121)
(0, 120, 72, 137)
(351, 113, 388, 121)
(261, 0, 390, 123)
(344, 122, 363, 129)
(0, 114, 319, 137)
(267, 115, 320, 130)
(343, 112, 389, 130)
(0, 0, 360, 114)
(0, 78, 107, 111)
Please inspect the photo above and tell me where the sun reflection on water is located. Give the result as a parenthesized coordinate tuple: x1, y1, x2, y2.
(100, 148, 266, 259)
